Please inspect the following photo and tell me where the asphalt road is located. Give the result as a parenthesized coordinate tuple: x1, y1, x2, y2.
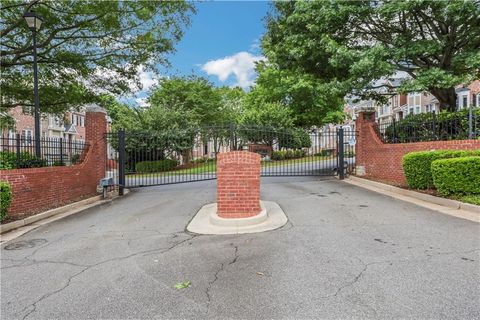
(1, 177, 479, 319)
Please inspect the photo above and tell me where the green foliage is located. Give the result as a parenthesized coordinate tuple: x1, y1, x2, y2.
(431, 157, 480, 196)
(98, 95, 142, 132)
(278, 128, 312, 150)
(0, 151, 47, 169)
(262, 1, 480, 112)
(271, 150, 306, 161)
(239, 102, 297, 145)
(70, 154, 80, 165)
(314, 150, 336, 157)
(148, 76, 238, 128)
(135, 159, 178, 173)
(384, 108, 480, 142)
(455, 194, 480, 206)
(174, 280, 191, 289)
(402, 150, 480, 189)
(1, 1, 194, 117)
(0, 181, 12, 222)
(244, 62, 344, 128)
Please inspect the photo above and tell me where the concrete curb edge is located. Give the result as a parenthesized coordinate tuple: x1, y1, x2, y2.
(344, 176, 480, 222)
(0, 190, 130, 241)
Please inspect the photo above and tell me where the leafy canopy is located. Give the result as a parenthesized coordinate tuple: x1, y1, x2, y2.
(261, 0, 480, 113)
(0, 0, 194, 117)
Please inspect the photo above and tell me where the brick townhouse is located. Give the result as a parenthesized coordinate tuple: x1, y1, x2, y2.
(346, 79, 480, 123)
(2, 106, 87, 144)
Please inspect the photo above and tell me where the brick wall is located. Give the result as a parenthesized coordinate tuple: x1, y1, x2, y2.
(355, 111, 480, 186)
(1, 107, 107, 218)
(217, 151, 261, 218)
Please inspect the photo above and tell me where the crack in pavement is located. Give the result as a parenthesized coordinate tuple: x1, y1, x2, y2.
(17, 233, 197, 320)
(321, 247, 480, 301)
(205, 244, 239, 315)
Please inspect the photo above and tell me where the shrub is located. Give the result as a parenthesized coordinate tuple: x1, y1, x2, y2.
(272, 149, 306, 160)
(431, 157, 480, 196)
(384, 108, 480, 142)
(0, 181, 12, 222)
(135, 159, 178, 173)
(70, 154, 80, 165)
(272, 151, 285, 160)
(402, 150, 480, 189)
(0, 151, 47, 169)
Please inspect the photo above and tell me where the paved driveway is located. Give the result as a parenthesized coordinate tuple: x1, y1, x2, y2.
(1, 177, 479, 319)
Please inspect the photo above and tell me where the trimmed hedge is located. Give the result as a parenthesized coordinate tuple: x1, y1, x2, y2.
(402, 150, 480, 189)
(431, 156, 480, 196)
(272, 150, 306, 160)
(0, 151, 47, 169)
(135, 159, 178, 173)
(1, 181, 12, 222)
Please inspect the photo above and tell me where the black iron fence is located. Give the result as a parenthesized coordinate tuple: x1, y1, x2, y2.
(105, 125, 357, 189)
(376, 109, 479, 143)
(0, 134, 88, 169)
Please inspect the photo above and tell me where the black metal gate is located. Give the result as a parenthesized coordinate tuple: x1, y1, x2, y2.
(105, 125, 356, 191)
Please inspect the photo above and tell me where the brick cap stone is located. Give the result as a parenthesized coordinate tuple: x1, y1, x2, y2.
(85, 104, 107, 114)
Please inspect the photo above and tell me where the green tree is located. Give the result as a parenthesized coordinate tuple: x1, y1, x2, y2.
(145, 76, 241, 159)
(147, 76, 225, 128)
(262, 0, 480, 113)
(98, 94, 142, 132)
(1, 0, 194, 118)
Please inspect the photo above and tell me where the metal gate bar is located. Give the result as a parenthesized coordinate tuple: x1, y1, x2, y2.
(105, 125, 357, 189)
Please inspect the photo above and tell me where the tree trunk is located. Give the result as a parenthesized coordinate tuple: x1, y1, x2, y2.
(430, 87, 457, 112)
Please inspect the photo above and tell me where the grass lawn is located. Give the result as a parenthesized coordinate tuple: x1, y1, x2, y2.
(127, 155, 337, 178)
(453, 194, 480, 206)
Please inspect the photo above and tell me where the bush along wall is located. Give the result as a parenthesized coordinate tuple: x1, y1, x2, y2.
(0, 181, 12, 222)
(271, 150, 306, 160)
(431, 157, 480, 196)
(135, 159, 178, 173)
(402, 149, 480, 189)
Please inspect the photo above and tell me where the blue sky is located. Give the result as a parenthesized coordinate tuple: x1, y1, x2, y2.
(131, 1, 270, 106)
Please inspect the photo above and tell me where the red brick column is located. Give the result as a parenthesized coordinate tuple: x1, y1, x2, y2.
(217, 151, 261, 218)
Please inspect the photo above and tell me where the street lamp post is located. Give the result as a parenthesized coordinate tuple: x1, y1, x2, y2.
(23, 11, 43, 157)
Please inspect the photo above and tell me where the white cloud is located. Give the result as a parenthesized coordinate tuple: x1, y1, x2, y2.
(201, 52, 265, 89)
(135, 97, 149, 108)
(136, 65, 158, 91)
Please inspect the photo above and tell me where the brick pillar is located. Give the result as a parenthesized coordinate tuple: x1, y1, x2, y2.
(355, 111, 375, 176)
(217, 151, 261, 218)
(85, 105, 108, 182)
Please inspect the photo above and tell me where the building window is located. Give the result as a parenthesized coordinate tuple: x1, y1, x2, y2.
(463, 95, 468, 108)
(473, 94, 476, 107)
(415, 106, 420, 114)
(22, 129, 33, 145)
(80, 116, 84, 127)
(409, 107, 414, 115)
(8, 130, 15, 146)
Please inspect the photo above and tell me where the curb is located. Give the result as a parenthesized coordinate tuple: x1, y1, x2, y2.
(344, 176, 480, 222)
(0, 190, 130, 242)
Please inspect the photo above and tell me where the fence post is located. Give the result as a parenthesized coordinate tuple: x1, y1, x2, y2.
(432, 110, 437, 140)
(338, 127, 345, 180)
(229, 123, 235, 151)
(468, 105, 473, 139)
(118, 129, 126, 196)
(59, 137, 64, 166)
(392, 118, 397, 143)
(15, 133, 21, 169)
